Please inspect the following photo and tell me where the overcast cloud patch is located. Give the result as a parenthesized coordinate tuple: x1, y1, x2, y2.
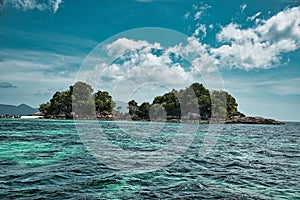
(0, 82, 17, 88)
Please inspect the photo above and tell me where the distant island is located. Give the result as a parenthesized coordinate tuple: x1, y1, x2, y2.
(0, 103, 38, 117)
(37, 81, 283, 125)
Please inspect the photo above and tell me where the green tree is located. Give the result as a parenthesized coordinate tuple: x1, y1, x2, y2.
(148, 82, 240, 120)
(71, 82, 95, 118)
(226, 93, 238, 116)
(190, 83, 211, 119)
(149, 104, 166, 120)
(210, 90, 227, 118)
(128, 100, 138, 115)
(94, 91, 115, 115)
(138, 102, 151, 119)
(39, 102, 50, 116)
(164, 91, 181, 118)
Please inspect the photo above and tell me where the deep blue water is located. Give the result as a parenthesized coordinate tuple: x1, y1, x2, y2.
(0, 119, 299, 199)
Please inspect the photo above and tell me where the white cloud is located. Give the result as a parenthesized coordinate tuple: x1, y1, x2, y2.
(71, 5, 300, 100)
(184, 11, 190, 19)
(194, 11, 203, 21)
(7, 0, 47, 11)
(3, 0, 63, 13)
(184, 4, 300, 70)
(0, 50, 76, 106)
(102, 38, 188, 87)
(0, 49, 80, 88)
(192, 3, 211, 21)
(247, 12, 262, 22)
(213, 6, 300, 70)
(50, 0, 62, 13)
(193, 24, 207, 38)
(105, 38, 162, 57)
(188, 3, 211, 38)
(257, 6, 300, 43)
(240, 4, 247, 13)
(101, 62, 193, 102)
(75, 36, 221, 103)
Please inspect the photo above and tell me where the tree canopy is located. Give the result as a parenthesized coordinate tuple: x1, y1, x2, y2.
(128, 82, 239, 120)
(39, 82, 115, 118)
(40, 81, 239, 120)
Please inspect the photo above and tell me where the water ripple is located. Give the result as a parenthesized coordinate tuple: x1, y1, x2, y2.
(0, 119, 299, 199)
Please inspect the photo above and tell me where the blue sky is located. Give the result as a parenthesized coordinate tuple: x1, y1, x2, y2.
(0, 0, 300, 121)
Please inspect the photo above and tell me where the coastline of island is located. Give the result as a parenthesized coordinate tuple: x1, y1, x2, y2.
(36, 81, 284, 125)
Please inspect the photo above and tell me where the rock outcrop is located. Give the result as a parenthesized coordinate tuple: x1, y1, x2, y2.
(225, 116, 284, 125)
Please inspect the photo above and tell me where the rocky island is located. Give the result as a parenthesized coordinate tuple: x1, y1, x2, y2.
(225, 115, 284, 125)
(39, 81, 284, 125)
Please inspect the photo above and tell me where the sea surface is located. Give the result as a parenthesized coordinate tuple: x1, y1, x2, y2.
(0, 119, 299, 199)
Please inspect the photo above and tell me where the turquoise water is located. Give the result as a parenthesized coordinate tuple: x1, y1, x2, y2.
(0, 119, 299, 199)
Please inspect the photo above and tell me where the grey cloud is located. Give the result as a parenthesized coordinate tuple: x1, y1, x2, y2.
(0, 81, 17, 88)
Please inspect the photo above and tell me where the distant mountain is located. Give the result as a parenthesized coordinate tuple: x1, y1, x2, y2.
(0, 104, 39, 115)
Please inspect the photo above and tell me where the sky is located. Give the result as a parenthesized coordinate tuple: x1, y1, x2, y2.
(0, 0, 300, 121)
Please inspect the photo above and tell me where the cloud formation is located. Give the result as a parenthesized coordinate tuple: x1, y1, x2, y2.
(193, 3, 211, 21)
(78, 34, 221, 104)
(105, 38, 162, 57)
(2, 0, 63, 13)
(93, 4, 300, 98)
(247, 12, 262, 22)
(213, 6, 300, 70)
(0, 82, 17, 88)
(184, 4, 300, 71)
(184, 3, 211, 39)
(240, 4, 247, 13)
(102, 38, 194, 89)
(103, 36, 217, 80)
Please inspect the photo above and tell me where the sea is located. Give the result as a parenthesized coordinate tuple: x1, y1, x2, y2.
(0, 119, 299, 199)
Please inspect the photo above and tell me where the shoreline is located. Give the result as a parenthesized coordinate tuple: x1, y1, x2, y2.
(32, 115, 284, 125)
(1, 114, 284, 125)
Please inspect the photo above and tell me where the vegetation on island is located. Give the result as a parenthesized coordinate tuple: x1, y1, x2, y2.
(129, 82, 239, 120)
(39, 82, 115, 119)
(39, 81, 240, 120)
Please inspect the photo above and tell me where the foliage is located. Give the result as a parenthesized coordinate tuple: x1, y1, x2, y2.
(40, 81, 239, 120)
(127, 100, 138, 115)
(71, 82, 95, 118)
(137, 102, 151, 119)
(127, 82, 239, 120)
(39, 82, 115, 118)
(94, 91, 115, 115)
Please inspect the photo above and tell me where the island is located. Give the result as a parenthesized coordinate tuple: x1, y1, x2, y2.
(39, 81, 284, 125)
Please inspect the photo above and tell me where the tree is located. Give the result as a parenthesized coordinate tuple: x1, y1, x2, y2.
(161, 91, 181, 118)
(94, 91, 115, 115)
(72, 82, 95, 118)
(226, 93, 238, 117)
(147, 82, 240, 120)
(128, 100, 138, 115)
(190, 83, 211, 119)
(40, 81, 240, 120)
(138, 102, 151, 119)
(149, 104, 166, 120)
(39, 102, 50, 116)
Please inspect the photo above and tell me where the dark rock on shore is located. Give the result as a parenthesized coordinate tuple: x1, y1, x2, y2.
(225, 116, 284, 125)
